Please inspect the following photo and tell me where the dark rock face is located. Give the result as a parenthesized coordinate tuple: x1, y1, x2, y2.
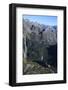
(47, 45, 57, 68)
(23, 19, 57, 74)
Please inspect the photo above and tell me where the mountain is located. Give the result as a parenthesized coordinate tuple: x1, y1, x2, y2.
(23, 19, 57, 46)
(23, 19, 57, 74)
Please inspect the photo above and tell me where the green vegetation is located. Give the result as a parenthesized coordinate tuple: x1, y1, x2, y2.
(23, 58, 52, 75)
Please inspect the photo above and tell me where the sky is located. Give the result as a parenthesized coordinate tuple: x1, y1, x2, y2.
(23, 15, 57, 26)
